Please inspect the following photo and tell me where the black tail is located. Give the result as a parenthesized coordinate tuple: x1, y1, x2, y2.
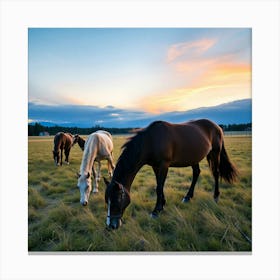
(219, 142, 238, 184)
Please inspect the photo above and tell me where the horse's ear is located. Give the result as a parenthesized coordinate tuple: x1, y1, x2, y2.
(86, 172, 90, 179)
(103, 177, 110, 187)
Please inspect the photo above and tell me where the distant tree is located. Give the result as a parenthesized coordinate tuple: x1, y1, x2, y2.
(28, 122, 252, 136)
(219, 123, 252, 132)
(29, 122, 45, 136)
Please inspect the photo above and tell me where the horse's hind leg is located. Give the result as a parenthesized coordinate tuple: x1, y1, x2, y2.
(207, 151, 220, 202)
(182, 164, 200, 203)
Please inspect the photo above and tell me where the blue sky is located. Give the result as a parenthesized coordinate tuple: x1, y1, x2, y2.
(28, 28, 251, 126)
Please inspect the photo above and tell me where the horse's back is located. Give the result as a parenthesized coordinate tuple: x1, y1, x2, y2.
(85, 131, 113, 157)
(96, 131, 114, 154)
(144, 119, 223, 166)
(54, 132, 73, 150)
(185, 119, 223, 137)
(96, 130, 113, 141)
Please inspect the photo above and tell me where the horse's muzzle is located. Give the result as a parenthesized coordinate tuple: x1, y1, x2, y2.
(81, 201, 88, 206)
(107, 218, 122, 230)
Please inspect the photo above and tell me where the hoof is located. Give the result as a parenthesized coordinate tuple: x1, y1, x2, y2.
(182, 196, 191, 203)
(65, 161, 70, 165)
(93, 189, 99, 193)
(150, 212, 159, 219)
(214, 196, 219, 203)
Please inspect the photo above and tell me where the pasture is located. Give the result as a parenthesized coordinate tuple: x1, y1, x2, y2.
(28, 134, 251, 252)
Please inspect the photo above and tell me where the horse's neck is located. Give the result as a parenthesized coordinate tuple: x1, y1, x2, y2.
(80, 139, 96, 174)
(79, 137, 85, 148)
(113, 153, 143, 192)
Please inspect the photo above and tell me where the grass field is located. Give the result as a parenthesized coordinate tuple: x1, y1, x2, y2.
(28, 135, 252, 252)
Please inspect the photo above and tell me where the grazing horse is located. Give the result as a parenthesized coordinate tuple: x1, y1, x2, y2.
(52, 132, 74, 166)
(104, 119, 238, 229)
(77, 131, 115, 206)
(73, 131, 114, 181)
(72, 134, 86, 150)
(73, 130, 113, 151)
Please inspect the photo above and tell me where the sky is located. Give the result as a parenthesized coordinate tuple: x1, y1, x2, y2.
(28, 28, 251, 126)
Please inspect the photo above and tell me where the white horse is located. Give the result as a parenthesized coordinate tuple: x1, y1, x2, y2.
(77, 130, 115, 206)
(73, 131, 114, 180)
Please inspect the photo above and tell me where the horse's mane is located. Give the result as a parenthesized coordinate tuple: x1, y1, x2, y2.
(116, 128, 146, 173)
(79, 134, 98, 174)
(121, 128, 144, 150)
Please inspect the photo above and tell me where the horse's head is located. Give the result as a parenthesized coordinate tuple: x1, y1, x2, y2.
(53, 150, 59, 166)
(77, 172, 92, 206)
(72, 134, 85, 150)
(72, 134, 79, 146)
(104, 178, 130, 230)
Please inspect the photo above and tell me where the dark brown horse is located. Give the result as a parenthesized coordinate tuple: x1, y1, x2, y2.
(73, 134, 86, 150)
(104, 119, 238, 229)
(53, 132, 74, 166)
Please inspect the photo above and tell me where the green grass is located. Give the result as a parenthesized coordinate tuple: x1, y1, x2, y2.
(28, 135, 252, 252)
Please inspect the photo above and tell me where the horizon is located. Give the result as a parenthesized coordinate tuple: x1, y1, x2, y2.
(29, 28, 252, 122)
(28, 98, 252, 128)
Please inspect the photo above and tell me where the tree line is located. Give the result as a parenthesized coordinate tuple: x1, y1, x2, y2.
(219, 123, 251, 132)
(28, 122, 252, 136)
(28, 123, 135, 136)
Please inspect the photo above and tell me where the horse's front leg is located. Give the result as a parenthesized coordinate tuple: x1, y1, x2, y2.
(92, 163, 99, 193)
(182, 164, 200, 203)
(151, 163, 169, 218)
(96, 161, 101, 181)
(60, 148, 63, 166)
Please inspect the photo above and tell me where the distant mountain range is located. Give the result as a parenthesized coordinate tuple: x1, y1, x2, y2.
(28, 98, 251, 128)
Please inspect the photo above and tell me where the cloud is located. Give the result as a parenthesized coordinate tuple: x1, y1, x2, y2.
(167, 38, 217, 62)
(28, 99, 252, 128)
(28, 102, 153, 128)
(139, 37, 251, 114)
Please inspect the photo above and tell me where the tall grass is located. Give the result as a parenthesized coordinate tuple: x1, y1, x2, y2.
(28, 135, 251, 252)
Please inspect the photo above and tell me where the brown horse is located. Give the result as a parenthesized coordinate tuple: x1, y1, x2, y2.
(52, 132, 74, 166)
(104, 119, 238, 229)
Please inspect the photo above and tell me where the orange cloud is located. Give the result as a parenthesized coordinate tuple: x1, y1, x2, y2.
(167, 38, 217, 63)
(139, 57, 251, 114)
(137, 36, 251, 114)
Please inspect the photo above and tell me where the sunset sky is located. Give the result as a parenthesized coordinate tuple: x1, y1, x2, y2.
(28, 28, 251, 115)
